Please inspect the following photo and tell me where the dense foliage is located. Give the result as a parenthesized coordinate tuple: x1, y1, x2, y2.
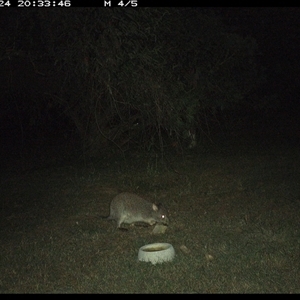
(0, 8, 261, 155)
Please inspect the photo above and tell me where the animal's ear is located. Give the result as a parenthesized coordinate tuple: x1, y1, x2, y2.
(152, 203, 158, 211)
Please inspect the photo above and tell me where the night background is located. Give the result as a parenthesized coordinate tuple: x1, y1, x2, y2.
(0, 7, 300, 293)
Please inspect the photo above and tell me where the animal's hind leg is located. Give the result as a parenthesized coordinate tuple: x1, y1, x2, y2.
(116, 217, 129, 231)
(116, 217, 125, 229)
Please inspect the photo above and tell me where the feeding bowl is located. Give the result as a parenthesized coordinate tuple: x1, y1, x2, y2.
(138, 243, 175, 265)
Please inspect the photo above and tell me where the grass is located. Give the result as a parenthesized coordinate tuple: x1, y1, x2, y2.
(0, 135, 300, 293)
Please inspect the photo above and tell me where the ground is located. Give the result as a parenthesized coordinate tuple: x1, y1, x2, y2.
(0, 133, 299, 293)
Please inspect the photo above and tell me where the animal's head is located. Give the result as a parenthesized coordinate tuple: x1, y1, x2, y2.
(151, 203, 169, 225)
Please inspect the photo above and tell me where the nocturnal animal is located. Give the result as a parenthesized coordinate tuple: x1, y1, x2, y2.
(104, 192, 169, 229)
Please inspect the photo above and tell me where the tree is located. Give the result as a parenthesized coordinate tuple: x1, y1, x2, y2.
(0, 8, 261, 156)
